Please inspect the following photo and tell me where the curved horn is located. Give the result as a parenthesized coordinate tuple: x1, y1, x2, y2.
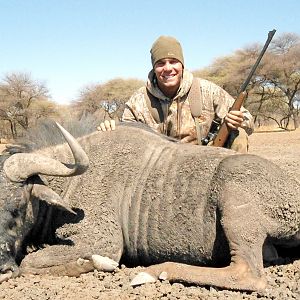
(31, 184, 76, 214)
(3, 122, 89, 182)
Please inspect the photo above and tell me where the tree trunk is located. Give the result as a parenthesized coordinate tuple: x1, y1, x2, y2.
(9, 120, 17, 139)
(292, 110, 299, 129)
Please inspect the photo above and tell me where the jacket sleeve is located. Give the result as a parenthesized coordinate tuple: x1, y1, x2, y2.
(121, 87, 164, 134)
(121, 88, 145, 123)
(122, 104, 139, 122)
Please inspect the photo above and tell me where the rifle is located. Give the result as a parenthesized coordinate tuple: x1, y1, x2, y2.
(211, 29, 276, 147)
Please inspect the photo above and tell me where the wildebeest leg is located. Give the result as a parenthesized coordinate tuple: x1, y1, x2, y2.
(131, 250, 266, 291)
(19, 244, 122, 277)
(132, 186, 267, 292)
(19, 216, 124, 278)
(132, 240, 266, 292)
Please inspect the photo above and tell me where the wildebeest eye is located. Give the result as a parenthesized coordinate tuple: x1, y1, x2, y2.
(7, 219, 17, 230)
(10, 209, 19, 218)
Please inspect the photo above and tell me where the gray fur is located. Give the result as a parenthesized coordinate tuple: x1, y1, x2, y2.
(0, 123, 299, 292)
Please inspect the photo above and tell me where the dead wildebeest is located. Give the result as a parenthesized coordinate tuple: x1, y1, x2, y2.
(0, 121, 299, 292)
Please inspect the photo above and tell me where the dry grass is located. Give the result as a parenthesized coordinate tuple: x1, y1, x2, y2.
(254, 125, 297, 133)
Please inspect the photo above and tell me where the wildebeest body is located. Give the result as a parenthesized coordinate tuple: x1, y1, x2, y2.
(0, 123, 299, 291)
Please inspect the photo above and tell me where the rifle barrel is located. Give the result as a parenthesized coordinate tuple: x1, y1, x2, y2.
(240, 29, 276, 93)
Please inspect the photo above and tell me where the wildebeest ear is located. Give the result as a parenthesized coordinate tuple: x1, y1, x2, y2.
(31, 183, 76, 214)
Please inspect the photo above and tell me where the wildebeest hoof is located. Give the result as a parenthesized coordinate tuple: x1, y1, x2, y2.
(0, 270, 13, 283)
(76, 257, 90, 266)
(91, 255, 118, 272)
(0, 264, 19, 283)
(159, 271, 168, 280)
(130, 272, 157, 286)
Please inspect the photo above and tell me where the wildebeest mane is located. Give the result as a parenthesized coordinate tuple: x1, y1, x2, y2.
(5, 115, 178, 155)
(6, 114, 100, 154)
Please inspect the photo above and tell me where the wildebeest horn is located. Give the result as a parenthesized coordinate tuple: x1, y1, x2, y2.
(3, 122, 89, 182)
(31, 184, 76, 214)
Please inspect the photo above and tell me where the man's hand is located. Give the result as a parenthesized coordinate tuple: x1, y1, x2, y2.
(224, 110, 244, 130)
(97, 120, 116, 131)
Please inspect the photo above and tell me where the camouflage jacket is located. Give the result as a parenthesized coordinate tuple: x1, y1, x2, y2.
(122, 70, 254, 144)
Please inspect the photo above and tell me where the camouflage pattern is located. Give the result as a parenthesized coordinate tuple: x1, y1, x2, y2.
(122, 70, 254, 150)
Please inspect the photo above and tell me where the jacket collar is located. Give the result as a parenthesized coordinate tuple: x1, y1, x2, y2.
(146, 69, 193, 102)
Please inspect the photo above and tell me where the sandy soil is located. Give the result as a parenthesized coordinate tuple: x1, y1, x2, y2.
(0, 130, 299, 300)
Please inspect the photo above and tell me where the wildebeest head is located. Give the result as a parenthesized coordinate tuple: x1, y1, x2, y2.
(0, 123, 89, 283)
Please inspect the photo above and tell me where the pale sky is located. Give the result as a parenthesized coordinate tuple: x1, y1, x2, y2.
(1, 0, 299, 104)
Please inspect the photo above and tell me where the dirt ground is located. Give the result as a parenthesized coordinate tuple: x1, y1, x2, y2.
(0, 130, 299, 300)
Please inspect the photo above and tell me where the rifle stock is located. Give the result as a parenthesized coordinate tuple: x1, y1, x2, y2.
(212, 91, 246, 147)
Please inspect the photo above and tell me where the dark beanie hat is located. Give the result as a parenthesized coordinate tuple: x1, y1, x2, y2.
(150, 36, 184, 67)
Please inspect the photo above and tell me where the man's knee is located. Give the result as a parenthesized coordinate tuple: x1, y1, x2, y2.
(226, 128, 249, 153)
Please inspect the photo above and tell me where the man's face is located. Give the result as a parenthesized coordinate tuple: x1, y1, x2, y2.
(154, 58, 183, 95)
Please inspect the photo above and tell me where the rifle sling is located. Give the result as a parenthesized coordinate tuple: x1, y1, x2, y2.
(189, 77, 202, 118)
(189, 78, 203, 144)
